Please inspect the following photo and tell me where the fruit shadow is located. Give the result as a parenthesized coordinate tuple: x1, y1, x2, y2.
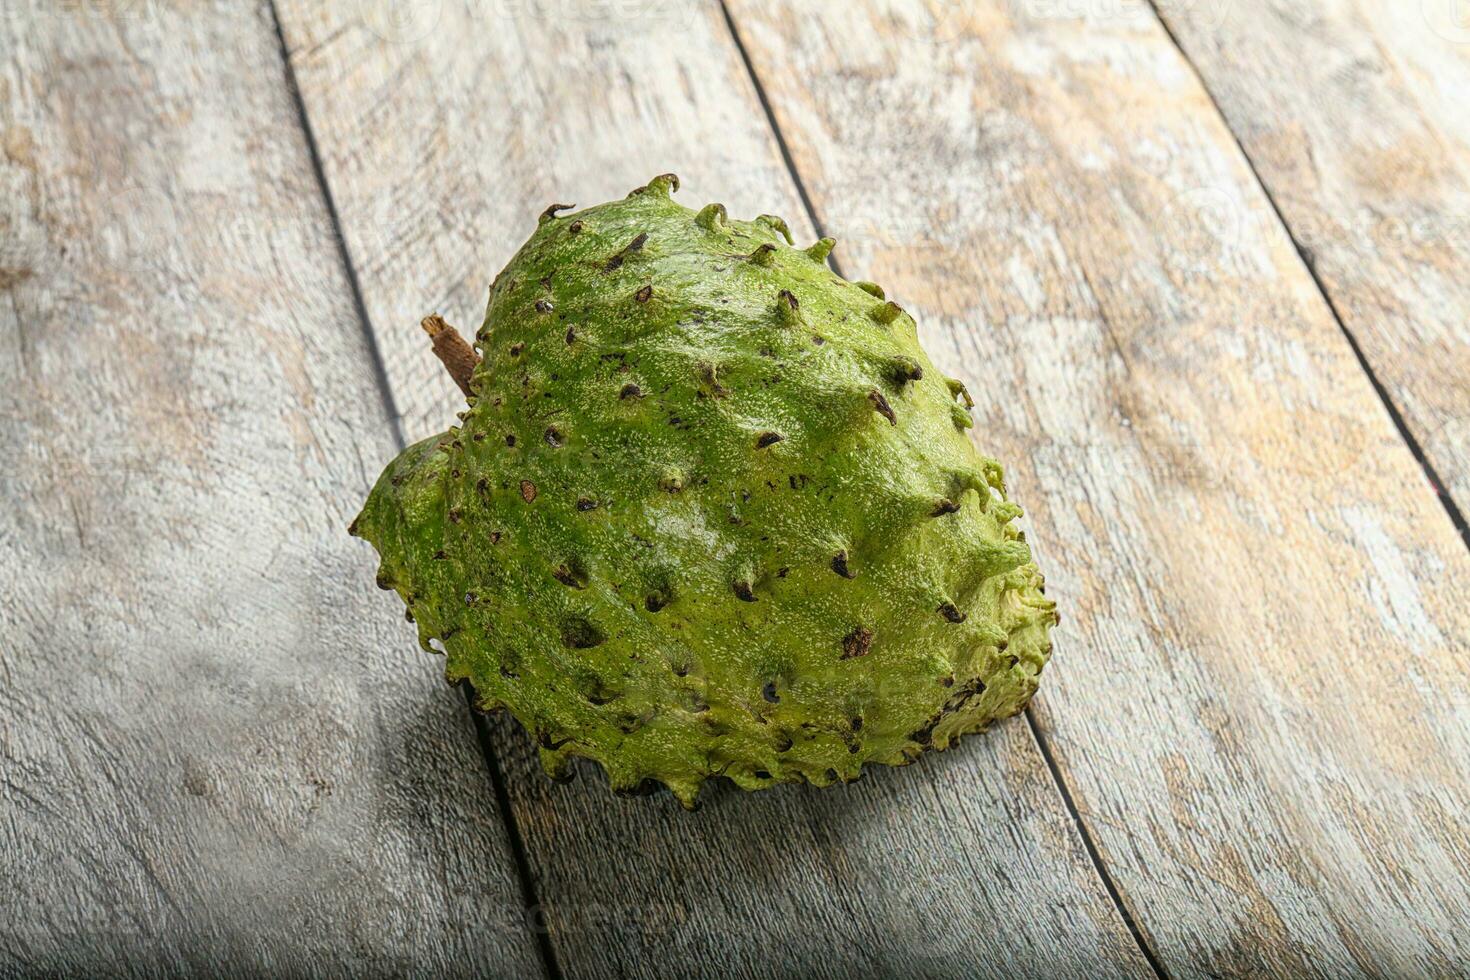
(474, 706, 1044, 977)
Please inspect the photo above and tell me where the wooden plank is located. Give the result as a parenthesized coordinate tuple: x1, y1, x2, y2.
(0, 5, 543, 976)
(722, 0, 1470, 975)
(1155, 0, 1470, 530)
(274, 1, 1157, 976)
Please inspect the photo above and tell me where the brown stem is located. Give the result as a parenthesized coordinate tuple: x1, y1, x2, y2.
(421, 314, 480, 398)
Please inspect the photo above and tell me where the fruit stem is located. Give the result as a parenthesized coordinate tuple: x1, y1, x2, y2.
(421, 314, 479, 398)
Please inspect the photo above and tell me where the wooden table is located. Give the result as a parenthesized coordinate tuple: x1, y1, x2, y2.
(4, 2, 1468, 977)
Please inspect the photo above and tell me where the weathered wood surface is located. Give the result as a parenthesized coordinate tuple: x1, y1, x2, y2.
(274, 1, 1156, 977)
(9, 0, 1470, 977)
(723, 0, 1470, 975)
(0, 4, 543, 976)
(1156, 0, 1470, 531)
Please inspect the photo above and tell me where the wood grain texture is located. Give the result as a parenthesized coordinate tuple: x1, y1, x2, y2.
(0, 4, 543, 976)
(1155, 0, 1470, 530)
(274, 1, 1156, 976)
(723, 0, 1470, 975)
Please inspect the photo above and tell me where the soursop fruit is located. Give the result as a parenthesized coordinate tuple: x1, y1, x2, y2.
(352, 174, 1056, 808)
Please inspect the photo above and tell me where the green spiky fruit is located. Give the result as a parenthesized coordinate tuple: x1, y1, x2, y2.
(351, 174, 1057, 808)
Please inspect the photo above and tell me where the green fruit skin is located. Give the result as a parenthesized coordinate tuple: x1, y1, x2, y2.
(352, 175, 1057, 808)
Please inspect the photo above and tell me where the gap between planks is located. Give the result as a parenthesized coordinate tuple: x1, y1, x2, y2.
(265, 3, 562, 978)
(717, 1, 1171, 975)
(1143, 0, 1470, 553)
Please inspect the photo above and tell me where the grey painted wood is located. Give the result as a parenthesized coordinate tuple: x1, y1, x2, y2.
(0, 4, 543, 976)
(722, 0, 1470, 975)
(1156, 0, 1470, 529)
(273, 0, 1156, 977)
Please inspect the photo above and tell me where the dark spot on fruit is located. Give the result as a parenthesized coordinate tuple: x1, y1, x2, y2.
(888, 356, 923, 385)
(755, 431, 784, 449)
(505, 434, 516, 447)
(762, 681, 779, 703)
(576, 497, 598, 511)
(520, 480, 538, 503)
(509, 342, 525, 357)
(464, 591, 478, 605)
(851, 717, 863, 731)
(831, 551, 854, 579)
(777, 566, 789, 578)
(603, 232, 648, 272)
(696, 361, 728, 397)
(535, 298, 554, 313)
(941, 676, 955, 687)
(611, 777, 658, 800)
(774, 733, 793, 751)
(635, 284, 653, 303)
(447, 508, 462, 523)
(754, 770, 771, 780)
(619, 383, 642, 399)
(868, 389, 897, 425)
(433, 549, 447, 560)
(552, 565, 585, 589)
(536, 729, 573, 750)
(746, 243, 778, 266)
(841, 627, 873, 659)
(560, 617, 605, 649)
(375, 572, 394, 590)
(644, 592, 668, 613)
(544, 426, 563, 447)
(732, 581, 757, 602)
(568, 219, 584, 234)
(938, 602, 967, 623)
(931, 498, 961, 517)
(565, 326, 576, 344)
